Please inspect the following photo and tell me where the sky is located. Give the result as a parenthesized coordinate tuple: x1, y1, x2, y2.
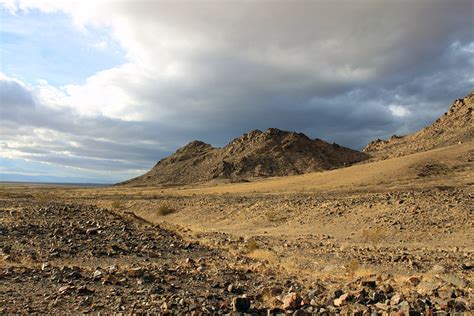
(0, 0, 473, 183)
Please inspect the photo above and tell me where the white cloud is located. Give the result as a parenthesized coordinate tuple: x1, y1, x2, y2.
(389, 104, 411, 117)
(62, 63, 145, 120)
(91, 40, 108, 50)
(34, 80, 68, 110)
(0, 0, 16, 14)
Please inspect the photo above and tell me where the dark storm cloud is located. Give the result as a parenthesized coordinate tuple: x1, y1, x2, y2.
(106, 0, 473, 146)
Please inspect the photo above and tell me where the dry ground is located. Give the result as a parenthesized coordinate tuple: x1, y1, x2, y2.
(1, 141, 473, 313)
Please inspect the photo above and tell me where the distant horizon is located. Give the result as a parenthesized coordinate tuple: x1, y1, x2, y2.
(1, 0, 473, 183)
(0, 180, 112, 186)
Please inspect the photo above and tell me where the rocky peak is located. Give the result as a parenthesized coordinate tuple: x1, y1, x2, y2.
(121, 128, 368, 186)
(176, 140, 213, 154)
(363, 91, 473, 157)
(224, 128, 314, 156)
(443, 92, 473, 119)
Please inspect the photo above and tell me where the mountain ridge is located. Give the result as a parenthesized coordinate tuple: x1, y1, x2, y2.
(120, 128, 368, 186)
(363, 92, 473, 159)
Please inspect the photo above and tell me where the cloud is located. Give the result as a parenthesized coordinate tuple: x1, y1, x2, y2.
(389, 105, 411, 118)
(0, 73, 176, 181)
(91, 40, 107, 50)
(0, 0, 473, 182)
(0, 73, 34, 108)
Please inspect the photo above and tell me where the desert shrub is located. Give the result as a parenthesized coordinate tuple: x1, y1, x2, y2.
(245, 239, 259, 253)
(361, 227, 387, 247)
(265, 211, 279, 222)
(157, 204, 176, 216)
(192, 231, 203, 239)
(111, 200, 124, 210)
(0, 188, 10, 198)
(346, 259, 360, 277)
(35, 192, 55, 202)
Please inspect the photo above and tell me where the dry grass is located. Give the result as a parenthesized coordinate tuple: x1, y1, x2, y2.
(265, 211, 281, 222)
(35, 192, 56, 202)
(346, 259, 360, 277)
(361, 226, 387, 247)
(260, 287, 283, 308)
(245, 239, 259, 253)
(247, 249, 278, 264)
(111, 200, 124, 210)
(156, 204, 176, 216)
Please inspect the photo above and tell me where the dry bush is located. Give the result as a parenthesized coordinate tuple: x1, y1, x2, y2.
(35, 192, 55, 202)
(361, 227, 387, 247)
(0, 188, 9, 198)
(245, 239, 259, 253)
(265, 211, 279, 222)
(157, 204, 176, 216)
(192, 231, 203, 239)
(346, 259, 360, 278)
(143, 194, 160, 200)
(111, 200, 124, 210)
(247, 249, 278, 265)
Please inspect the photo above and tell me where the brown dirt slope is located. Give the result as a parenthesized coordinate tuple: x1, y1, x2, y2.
(121, 128, 367, 186)
(364, 92, 473, 159)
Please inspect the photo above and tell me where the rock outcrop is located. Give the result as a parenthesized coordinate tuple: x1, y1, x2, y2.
(121, 128, 368, 186)
(364, 92, 473, 159)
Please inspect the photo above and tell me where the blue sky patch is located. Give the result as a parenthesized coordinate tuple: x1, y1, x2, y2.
(0, 7, 126, 86)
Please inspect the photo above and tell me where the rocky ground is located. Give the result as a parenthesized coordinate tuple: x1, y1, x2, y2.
(1, 193, 473, 314)
(0, 199, 285, 314)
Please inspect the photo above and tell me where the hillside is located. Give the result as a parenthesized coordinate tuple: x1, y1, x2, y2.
(121, 128, 367, 186)
(364, 92, 474, 159)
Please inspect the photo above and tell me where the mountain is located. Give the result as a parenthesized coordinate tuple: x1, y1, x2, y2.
(364, 92, 474, 159)
(121, 128, 368, 186)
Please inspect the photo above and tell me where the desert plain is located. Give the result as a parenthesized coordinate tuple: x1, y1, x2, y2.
(1, 139, 472, 314)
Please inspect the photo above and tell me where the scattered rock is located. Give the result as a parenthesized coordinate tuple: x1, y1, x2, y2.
(232, 297, 251, 312)
(431, 264, 446, 274)
(58, 285, 75, 295)
(361, 280, 377, 288)
(405, 276, 421, 286)
(283, 293, 302, 310)
(334, 293, 352, 307)
(92, 269, 103, 280)
(390, 293, 402, 306)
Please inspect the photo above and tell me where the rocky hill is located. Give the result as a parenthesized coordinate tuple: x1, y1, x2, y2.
(121, 128, 368, 186)
(364, 92, 473, 159)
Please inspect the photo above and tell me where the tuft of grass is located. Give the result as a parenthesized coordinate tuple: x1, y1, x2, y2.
(247, 249, 278, 265)
(192, 231, 203, 239)
(35, 192, 55, 202)
(157, 204, 176, 216)
(346, 259, 360, 278)
(265, 211, 280, 222)
(111, 200, 124, 210)
(361, 227, 387, 247)
(245, 239, 259, 253)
